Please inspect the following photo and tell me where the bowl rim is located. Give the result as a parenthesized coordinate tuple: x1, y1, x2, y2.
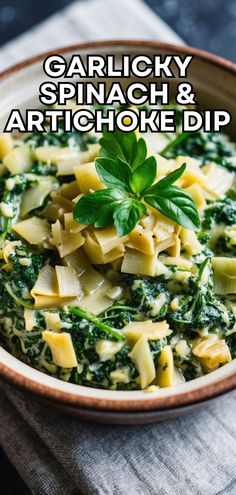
(1, 39, 236, 412)
(1, 358, 236, 411)
(1, 39, 236, 81)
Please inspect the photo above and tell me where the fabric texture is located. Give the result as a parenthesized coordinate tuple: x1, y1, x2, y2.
(0, 0, 182, 71)
(1, 384, 236, 495)
(0, 0, 235, 494)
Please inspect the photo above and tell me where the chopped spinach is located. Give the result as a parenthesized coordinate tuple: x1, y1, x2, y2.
(29, 161, 57, 176)
(203, 197, 236, 229)
(163, 130, 234, 163)
(9, 244, 45, 289)
(0, 104, 236, 391)
(226, 334, 236, 359)
(25, 123, 98, 151)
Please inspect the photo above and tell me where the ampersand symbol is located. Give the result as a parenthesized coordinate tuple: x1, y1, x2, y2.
(176, 83, 196, 105)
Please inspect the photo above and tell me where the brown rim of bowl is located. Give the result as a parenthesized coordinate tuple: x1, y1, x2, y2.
(0, 40, 236, 412)
(1, 39, 236, 80)
(1, 360, 236, 412)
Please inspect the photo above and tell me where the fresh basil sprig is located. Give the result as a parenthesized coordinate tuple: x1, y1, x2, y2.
(99, 128, 147, 170)
(73, 130, 200, 236)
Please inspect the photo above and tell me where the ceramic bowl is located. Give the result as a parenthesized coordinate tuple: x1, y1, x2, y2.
(1, 41, 236, 424)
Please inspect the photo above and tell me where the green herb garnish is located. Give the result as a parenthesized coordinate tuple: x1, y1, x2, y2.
(69, 307, 124, 341)
(5, 283, 34, 309)
(73, 129, 200, 236)
(159, 132, 191, 158)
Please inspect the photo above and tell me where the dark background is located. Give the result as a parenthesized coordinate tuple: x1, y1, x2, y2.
(0, 0, 235, 493)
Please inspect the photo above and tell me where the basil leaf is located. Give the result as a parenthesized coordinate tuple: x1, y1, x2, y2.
(99, 129, 137, 164)
(160, 132, 190, 157)
(147, 163, 186, 194)
(99, 129, 147, 169)
(129, 156, 157, 196)
(96, 157, 132, 191)
(132, 137, 147, 169)
(113, 199, 145, 236)
(73, 188, 127, 228)
(74, 128, 200, 235)
(144, 186, 200, 231)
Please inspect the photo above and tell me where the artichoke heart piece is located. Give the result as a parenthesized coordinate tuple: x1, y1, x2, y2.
(167, 234, 181, 257)
(60, 180, 79, 200)
(78, 143, 100, 164)
(95, 339, 124, 362)
(0, 134, 13, 159)
(63, 250, 114, 313)
(160, 256, 193, 271)
(121, 248, 157, 277)
(64, 212, 87, 233)
(156, 346, 174, 387)
(93, 226, 124, 254)
(129, 335, 156, 389)
(3, 144, 32, 174)
(110, 368, 130, 384)
(63, 249, 107, 293)
(185, 183, 206, 214)
(77, 278, 114, 314)
(20, 177, 58, 217)
(212, 257, 236, 294)
(32, 295, 74, 309)
(42, 330, 78, 368)
(54, 228, 85, 258)
(125, 226, 155, 255)
(55, 265, 82, 298)
(44, 312, 62, 332)
(13, 217, 51, 245)
(202, 163, 234, 198)
(34, 145, 79, 163)
(31, 265, 58, 297)
(175, 155, 207, 188)
(180, 228, 202, 255)
(123, 320, 171, 342)
(24, 308, 37, 332)
(193, 337, 231, 371)
(44, 193, 74, 222)
(83, 231, 124, 264)
(74, 162, 104, 193)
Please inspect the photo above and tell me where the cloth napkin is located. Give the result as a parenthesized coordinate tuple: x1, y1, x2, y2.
(0, 0, 182, 71)
(0, 1, 236, 494)
(1, 384, 236, 495)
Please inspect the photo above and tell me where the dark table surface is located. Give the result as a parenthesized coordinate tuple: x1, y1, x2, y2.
(0, 0, 235, 493)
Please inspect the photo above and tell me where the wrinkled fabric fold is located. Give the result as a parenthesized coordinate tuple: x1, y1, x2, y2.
(1, 384, 236, 495)
(0, 388, 79, 495)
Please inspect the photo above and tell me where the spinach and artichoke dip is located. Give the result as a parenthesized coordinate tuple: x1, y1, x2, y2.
(0, 103, 236, 391)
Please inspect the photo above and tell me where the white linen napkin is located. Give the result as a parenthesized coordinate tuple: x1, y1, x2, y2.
(1, 1, 235, 495)
(0, 0, 183, 71)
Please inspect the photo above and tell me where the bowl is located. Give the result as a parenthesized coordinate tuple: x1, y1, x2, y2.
(1, 40, 236, 424)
